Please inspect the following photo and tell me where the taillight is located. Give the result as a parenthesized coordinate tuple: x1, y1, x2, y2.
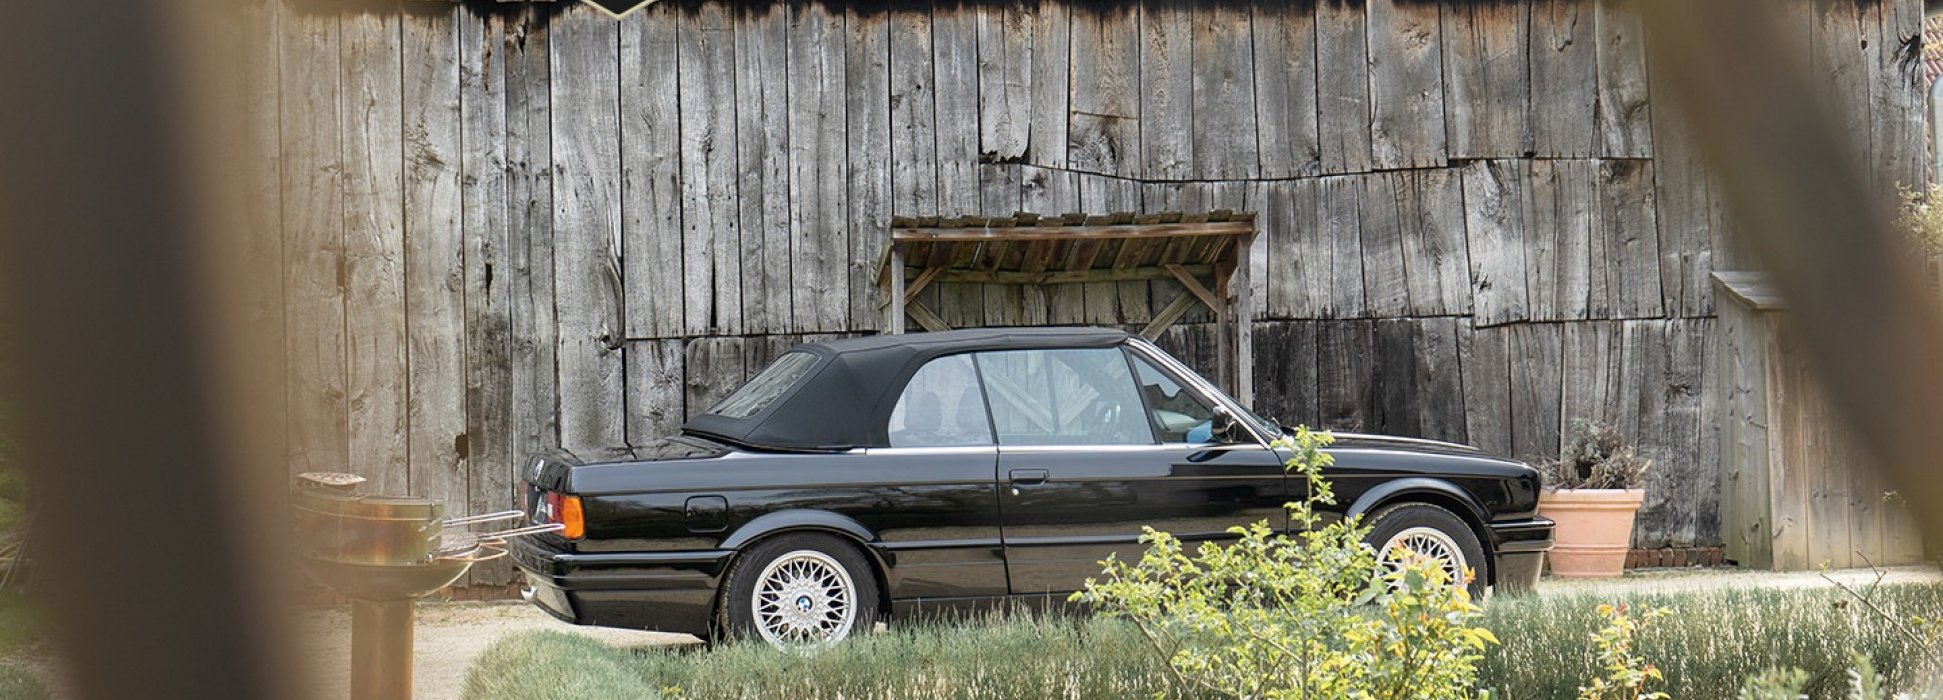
(543, 492, 585, 540)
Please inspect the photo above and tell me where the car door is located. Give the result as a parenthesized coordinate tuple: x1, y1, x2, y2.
(866, 352, 1009, 600)
(979, 346, 1287, 596)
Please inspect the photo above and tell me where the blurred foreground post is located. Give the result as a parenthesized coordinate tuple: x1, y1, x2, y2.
(1641, 0, 1943, 546)
(0, 1, 299, 699)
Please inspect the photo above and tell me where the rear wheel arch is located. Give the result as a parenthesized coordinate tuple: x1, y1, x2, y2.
(713, 519, 892, 640)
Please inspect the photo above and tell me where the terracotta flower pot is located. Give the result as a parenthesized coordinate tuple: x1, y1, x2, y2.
(1538, 488, 1645, 578)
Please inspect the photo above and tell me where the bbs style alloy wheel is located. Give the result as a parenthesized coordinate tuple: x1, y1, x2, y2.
(720, 533, 881, 649)
(1364, 502, 1489, 599)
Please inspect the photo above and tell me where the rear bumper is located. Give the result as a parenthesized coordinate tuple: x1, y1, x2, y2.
(1486, 517, 1554, 596)
(511, 538, 733, 638)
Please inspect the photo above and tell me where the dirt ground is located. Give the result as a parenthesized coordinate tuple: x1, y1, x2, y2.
(9, 565, 1941, 700)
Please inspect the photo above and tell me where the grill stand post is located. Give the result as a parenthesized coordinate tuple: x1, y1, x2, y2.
(350, 598, 415, 700)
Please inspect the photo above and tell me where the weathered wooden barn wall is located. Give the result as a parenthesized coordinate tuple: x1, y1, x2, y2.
(248, 0, 1925, 583)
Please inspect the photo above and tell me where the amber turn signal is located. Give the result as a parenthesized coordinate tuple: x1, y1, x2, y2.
(558, 494, 585, 540)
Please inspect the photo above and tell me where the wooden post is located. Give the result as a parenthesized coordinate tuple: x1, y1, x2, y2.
(885, 245, 906, 334)
(1234, 231, 1255, 407)
(1214, 263, 1235, 398)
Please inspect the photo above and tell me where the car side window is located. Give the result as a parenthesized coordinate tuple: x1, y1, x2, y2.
(888, 354, 994, 447)
(975, 348, 1154, 446)
(1129, 352, 1217, 443)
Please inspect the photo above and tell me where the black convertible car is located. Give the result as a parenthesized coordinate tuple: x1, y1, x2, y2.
(514, 327, 1553, 647)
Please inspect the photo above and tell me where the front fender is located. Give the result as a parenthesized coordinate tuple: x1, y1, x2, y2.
(718, 509, 878, 550)
(1345, 477, 1490, 524)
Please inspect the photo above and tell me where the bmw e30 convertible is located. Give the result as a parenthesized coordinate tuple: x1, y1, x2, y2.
(513, 327, 1554, 647)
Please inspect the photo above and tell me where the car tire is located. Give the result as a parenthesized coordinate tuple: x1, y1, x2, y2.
(1364, 502, 1489, 599)
(718, 533, 881, 648)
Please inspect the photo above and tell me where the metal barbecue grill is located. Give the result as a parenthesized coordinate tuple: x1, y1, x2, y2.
(292, 473, 561, 700)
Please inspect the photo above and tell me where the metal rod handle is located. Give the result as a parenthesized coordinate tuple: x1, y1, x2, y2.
(441, 510, 525, 528)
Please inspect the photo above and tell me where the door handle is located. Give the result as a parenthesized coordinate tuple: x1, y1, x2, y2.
(1008, 469, 1049, 486)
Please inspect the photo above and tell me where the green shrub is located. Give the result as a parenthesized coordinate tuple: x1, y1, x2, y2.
(1071, 427, 1496, 699)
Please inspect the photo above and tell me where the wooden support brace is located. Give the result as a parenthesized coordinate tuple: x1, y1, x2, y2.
(1165, 264, 1221, 312)
(1140, 288, 1200, 340)
(905, 300, 953, 332)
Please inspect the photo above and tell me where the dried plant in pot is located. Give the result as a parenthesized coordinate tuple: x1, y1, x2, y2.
(1537, 421, 1651, 578)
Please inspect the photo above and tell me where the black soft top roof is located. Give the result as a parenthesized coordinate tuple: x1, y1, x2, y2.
(681, 327, 1131, 451)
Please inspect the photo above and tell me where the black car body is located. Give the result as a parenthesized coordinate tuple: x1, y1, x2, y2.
(513, 327, 1553, 642)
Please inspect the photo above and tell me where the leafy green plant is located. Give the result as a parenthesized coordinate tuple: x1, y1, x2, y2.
(1578, 604, 1670, 700)
(1540, 421, 1652, 491)
(1069, 427, 1497, 700)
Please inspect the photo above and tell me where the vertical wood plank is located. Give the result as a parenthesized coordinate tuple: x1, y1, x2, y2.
(238, 0, 289, 490)
(1359, 173, 1410, 317)
(1373, 319, 1420, 437)
(934, 3, 987, 330)
(621, 2, 684, 339)
(1252, 0, 1320, 178)
(1252, 320, 1318, 427)
(1442, 1, 1531, 159)
(1315, 0, 1372, 174)
(1647, 62, 1720, 316)
(679, 2, 741, 334)
(980, 165, 1028, 327)
(403, 6, 467, 514)
(848, 7, 892, 331)
(1320, 175, 1367, 319)
(1398, 168, 1472, 316)
(1598, 159, 1665, 318)
(1191, 1, 1260, 179)
(1366, 0, 1445, 170)
(551, 5, 625, 454)
(1767, 316, 1810, 569)
(1018, 166, 1077, 325)
(1316, 320, 1375, 433)
(1530, 0, 1597, 157)
(1412, 317, 1466, 443)
(788, 2, 850, 333)
(1458, 323, 1514, 457)
(1526, 159, 1597, 321)
(1559, 321, 1628, 442)
(1027, 0, 1070, 169)
(1140, 0, 1194, 180)
(1263, 178, 1323, 319)
(684, 337, 748, 421)
(460, 6, 515, 585)
(1461, 159, 1531, 326)
(504, 2, 558, 507)
(891, 4, 940, 216)
(735, 6, 793, 334)
(1871, 0, 1925, 195)
(626, 339, 686, 442)
(1688, 317, 1722, 549)
(1078, 174, 1142, 325)
(1508, 322, 1563, 463)
(341, 9, 409, 493)
(935, 3, 982, 215)
(1594, 0, 1653, 158)
(280, 6, 347, 478)
(978, 0, 1032, 164)
(1068, 4, 1142, 178)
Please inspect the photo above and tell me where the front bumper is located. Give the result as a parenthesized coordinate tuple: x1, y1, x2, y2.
(1487, 517, 1554, 596)
(511, 538, 734, 638)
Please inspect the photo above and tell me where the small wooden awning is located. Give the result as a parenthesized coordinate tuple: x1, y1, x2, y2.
(875, 210, 1257, 402)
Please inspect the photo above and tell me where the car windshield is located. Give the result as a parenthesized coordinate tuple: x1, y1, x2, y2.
(1126, 339, 1282, 439)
